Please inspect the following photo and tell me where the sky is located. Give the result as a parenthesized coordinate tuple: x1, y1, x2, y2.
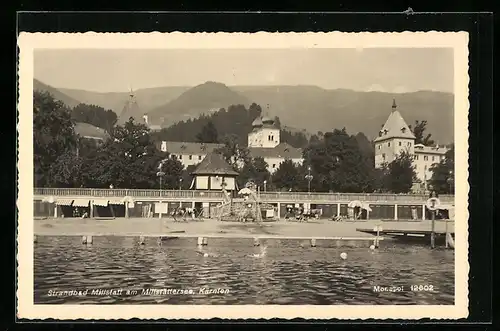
(34, 48, 454, 93)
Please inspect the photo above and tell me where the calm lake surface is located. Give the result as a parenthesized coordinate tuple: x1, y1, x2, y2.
(34, 236, 454, 305)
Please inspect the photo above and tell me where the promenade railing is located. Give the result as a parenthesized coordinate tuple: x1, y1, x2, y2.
(34, 188, 454, 204)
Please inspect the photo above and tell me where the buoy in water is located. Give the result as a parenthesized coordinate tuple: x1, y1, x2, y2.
(340, 252, 347, 260)
(369, 245, 375, 250)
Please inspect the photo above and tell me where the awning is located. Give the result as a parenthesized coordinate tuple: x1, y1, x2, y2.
(109, 199, 124, 205)
(55, 199, 73, 206)
(93, 199, 109, 207)
(348, 200, 363, 208)
(72, 199, 90, 207)
(42, 196, 55, 203)
(361, 203, 372, 212)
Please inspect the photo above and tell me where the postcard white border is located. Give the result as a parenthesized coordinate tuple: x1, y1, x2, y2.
(17, 31, 469, 320)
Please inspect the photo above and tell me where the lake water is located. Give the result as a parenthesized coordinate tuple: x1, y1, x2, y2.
(34, 236, 454, 305)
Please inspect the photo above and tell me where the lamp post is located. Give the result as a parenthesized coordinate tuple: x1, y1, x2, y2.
(156, 171, 165, 196)
(305, 166, 313, 193)
(263, 180, 267, 192)
(179, 178, 183, 190)
(447, 170, 454, 194)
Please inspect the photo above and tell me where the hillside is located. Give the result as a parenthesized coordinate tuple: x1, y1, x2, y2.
(146, 81, 251, 127)
(33, 79, 455, 144)
(33, 79, 81, 108)
(59, 85, 190, 119)
(233, 86, 454, 144)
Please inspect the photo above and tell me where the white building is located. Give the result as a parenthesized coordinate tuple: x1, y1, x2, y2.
(247, 115, 303, 173)
(157, 141, 224, 167)
(374, 99, 449, 190)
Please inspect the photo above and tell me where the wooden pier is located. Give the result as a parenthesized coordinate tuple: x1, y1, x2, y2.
(34, 233, 384, 248)
(356, 225, 454, 248)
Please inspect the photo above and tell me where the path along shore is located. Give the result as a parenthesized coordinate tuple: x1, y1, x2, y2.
(34, 217, 454, 238)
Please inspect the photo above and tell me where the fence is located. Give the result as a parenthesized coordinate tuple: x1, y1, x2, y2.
(33, 188, 454, 204)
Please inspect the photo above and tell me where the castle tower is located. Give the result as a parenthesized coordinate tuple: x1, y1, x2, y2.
(248, 106, 280, 148)
(374, 99, 416, 168)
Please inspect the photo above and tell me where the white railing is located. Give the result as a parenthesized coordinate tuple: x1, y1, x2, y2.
(33, 188, 454, 204)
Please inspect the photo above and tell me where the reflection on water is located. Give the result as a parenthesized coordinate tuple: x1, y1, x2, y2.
(34, 236, 454, 305)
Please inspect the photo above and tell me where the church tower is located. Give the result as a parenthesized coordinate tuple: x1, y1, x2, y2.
(248, 107, 280, 148)
(117, 88, 141, 125)
(374, 99, 416, 168)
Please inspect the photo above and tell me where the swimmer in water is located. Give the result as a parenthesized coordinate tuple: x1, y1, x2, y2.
(248, 245, 267, 258)
(196, 248, 218, 258)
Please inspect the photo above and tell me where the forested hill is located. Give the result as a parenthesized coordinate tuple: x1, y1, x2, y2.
(152, 103, 311, 148)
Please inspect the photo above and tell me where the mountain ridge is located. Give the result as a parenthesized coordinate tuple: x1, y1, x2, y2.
(33, 79, 454, 143)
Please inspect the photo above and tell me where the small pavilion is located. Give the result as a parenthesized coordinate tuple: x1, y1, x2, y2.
(190, 152, 239, 191)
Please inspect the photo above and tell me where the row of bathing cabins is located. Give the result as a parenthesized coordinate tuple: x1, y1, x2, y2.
(34, 152, 454, 221)
(34, 100, 454, 220)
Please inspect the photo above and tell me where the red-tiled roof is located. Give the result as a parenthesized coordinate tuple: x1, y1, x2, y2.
(248, 143, 303, 159)
(157, 141, 224, 155)
(74, 122, 109, 140)
(191, 152, 239, 176)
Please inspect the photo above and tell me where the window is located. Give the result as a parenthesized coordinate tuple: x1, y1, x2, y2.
(414, 155, 419, 160)
(399, 142, 402, 146)
(378, 145, 381, 150)
(272, 164, 276, 168)
(388, 142, 391, 147)
(382, 153, 386, 159)
(179, 155, 183, 160)
(171, 154, 176, 159)
(189, 155, 192, 160)
(408, 142, 411, 146)
(424, 156, 428, 161)
(432, 156, 435, 161)
(198, 155, 202, 160)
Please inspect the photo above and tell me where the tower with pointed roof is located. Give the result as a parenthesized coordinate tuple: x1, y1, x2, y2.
(248, 104, 280, 148)
(374, 99, 416, 168)
(117, 88, 141, 125)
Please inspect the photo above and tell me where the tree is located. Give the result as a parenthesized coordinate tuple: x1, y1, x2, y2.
(383, 151, 417, 193)
(429, 145, 454, 194)
(271, 160, 302, 191)
(215, 134, 251, 170)
(303, 128, 375, 193)
(71, 103, 117, 134)
(409, 120, 435, 146)
(196, 120, 219, 143)
(238, 157, 270, 188)
(80, 118, 183, 189)
(47, 152, 84, 188)
(33, 91, 77, 187)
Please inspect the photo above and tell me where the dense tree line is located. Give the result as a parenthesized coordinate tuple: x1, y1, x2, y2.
(34, 91, 183, 189)
(71, 103, 118, 134)
(429, 145, 454, 194)
(152, 103, 309, 148)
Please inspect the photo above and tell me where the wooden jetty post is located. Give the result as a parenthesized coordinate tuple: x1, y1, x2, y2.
(253, 238, 260, 246)
(445, 218, 449, 248)
(197, 237, 208, 246)
(310, 238, 317, 247)
(139, 235, 146, 245)
(430, 210, 436, 249)
(33, 235, 37, 243)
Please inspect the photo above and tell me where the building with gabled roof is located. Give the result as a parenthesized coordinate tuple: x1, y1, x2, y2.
(374, 99, 449, 192)
(157, 141, 224, 167)
(190, 152, 238, 190)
